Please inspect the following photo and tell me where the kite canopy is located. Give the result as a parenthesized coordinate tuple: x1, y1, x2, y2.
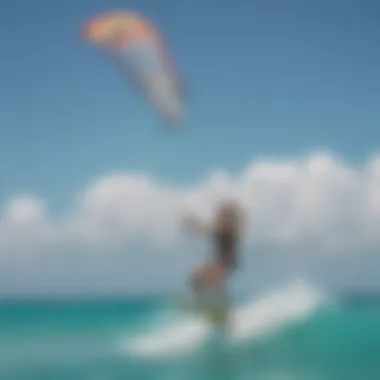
(82, 11, 184, 127)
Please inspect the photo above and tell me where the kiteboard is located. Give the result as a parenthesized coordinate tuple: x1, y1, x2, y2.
(126, 281, 322, 357)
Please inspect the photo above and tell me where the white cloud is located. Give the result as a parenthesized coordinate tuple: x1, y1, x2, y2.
(0, 151, 379, 293)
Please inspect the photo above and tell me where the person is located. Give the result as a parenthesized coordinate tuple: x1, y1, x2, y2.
(184, 200, 243, 324)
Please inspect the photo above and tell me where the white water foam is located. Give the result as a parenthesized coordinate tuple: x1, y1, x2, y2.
(125, 316, 209, 357)
(230, 279, 323, 342)
(123, 280, 323, 358)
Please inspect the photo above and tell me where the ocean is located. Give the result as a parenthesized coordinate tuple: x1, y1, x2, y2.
(1, 282, 379, 380)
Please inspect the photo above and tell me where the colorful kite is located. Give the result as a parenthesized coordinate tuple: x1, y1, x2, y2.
(82, 11, 184, 127)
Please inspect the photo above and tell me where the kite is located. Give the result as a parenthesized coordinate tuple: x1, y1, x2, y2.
(82, 11, 184, 127)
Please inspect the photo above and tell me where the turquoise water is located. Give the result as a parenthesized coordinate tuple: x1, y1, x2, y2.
(1, 288, 380, 380)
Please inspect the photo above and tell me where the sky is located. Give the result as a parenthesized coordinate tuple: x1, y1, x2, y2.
(0, 0, 379, 295)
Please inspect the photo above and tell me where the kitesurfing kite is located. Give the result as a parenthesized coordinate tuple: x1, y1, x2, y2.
(82, 11, 184, 127)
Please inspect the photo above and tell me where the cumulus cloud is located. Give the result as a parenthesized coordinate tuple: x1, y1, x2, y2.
(0, 151, 379, 292)
(1, 151, 380, 257)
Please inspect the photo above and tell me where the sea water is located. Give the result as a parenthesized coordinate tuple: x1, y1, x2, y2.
(1, 281, 379, 380)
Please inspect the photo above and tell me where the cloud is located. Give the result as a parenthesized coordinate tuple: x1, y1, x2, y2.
(0, 151, 379, 293)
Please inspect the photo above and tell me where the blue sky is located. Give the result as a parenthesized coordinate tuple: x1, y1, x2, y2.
(0, 0, 379, 294)
(1, 0, 379, 210)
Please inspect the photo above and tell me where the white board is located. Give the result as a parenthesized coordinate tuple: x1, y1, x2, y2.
(123, 281, 323, 357)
